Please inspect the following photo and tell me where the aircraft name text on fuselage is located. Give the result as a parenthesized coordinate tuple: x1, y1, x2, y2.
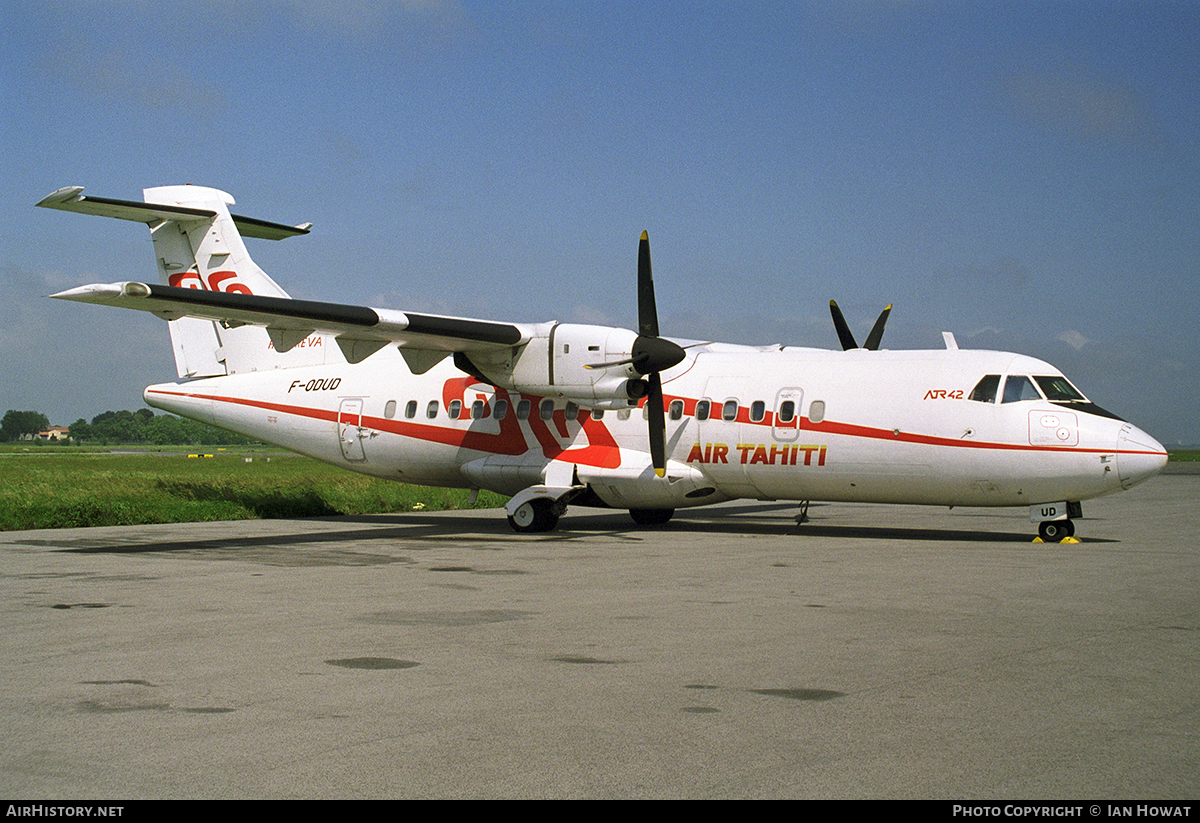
(687, 442, 828, 466)
(923, 389, 965, 400)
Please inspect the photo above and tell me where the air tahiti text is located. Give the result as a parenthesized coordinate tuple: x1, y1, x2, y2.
(687, 442, 828, 466)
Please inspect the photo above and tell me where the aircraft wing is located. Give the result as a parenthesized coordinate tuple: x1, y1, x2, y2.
(51, 281, 534, 368)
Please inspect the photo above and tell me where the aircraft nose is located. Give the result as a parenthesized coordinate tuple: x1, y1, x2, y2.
(1116, 424, 1169, 490)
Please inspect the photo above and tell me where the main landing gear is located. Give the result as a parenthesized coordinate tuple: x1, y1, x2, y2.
(629, 508, 674, 526)
(505, 498, 676, 533)
(507, 498, 562, 534)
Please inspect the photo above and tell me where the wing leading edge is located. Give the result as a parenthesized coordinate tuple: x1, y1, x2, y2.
(51, 281, 534, 368)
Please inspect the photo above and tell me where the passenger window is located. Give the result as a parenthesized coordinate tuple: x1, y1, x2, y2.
(808, 400, 825, 424)
(539, 399, 555, 420)
(494, 399, 509, 420)
(669, 400, 684, 420)
(471, 399, 485, 419)
(969, 375, 1001, 403)
(722, 400, 738, 421)
(778, 400, 795, 423)
(591, 408, 604, 420)
(426, 401, 439, 419)
(695, 399, 711, 421)
(448, 400, 462, 418)
(617, 408, 632, 420)
(384, 400, 397, 419)
(516, 399, 531, 420)
(749, 400, 766, 422)
(565, 401, 579, 419)
(405, 400, 418, 419)
(1002, 375, 1041, 403)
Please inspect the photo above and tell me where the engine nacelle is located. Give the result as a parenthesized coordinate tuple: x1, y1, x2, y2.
(468, 323, 645, 408)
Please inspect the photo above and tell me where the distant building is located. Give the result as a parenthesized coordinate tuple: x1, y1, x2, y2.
(22, 426, 72, 442)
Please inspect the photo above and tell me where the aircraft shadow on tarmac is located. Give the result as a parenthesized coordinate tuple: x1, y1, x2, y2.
(25, 501, 1113, 556)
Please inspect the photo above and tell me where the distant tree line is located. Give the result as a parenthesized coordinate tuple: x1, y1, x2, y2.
(3, 408, 255, 446)
(1, 410, 51, 442)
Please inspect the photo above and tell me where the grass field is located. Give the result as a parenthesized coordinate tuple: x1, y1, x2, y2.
(3, 443, 1193, 532)
(0, 447, 507, 531)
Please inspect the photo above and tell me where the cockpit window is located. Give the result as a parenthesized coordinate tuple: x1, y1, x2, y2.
(968, 374, 1001, 403)
(1001, 375, 1042, 403)
(1034, 375, 1086, 402)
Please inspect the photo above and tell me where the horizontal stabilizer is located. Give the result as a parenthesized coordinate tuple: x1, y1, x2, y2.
(36, 186, 311, 240)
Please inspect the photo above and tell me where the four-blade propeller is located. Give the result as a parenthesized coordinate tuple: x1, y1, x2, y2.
(633, 232, 685, 477)
(586, 231, 686, 477)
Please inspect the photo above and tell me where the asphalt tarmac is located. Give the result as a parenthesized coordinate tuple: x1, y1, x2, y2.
(1, 473, 1196, 799)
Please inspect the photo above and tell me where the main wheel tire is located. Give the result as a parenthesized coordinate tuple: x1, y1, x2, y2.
(508, 499, 560, 533)
(1038, 519, 1073, 541)
(629, 508, 674, 526)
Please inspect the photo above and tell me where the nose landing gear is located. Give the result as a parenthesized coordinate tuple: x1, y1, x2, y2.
(1037, 519, 1076, 542)
(1033, 502, 1083, 543)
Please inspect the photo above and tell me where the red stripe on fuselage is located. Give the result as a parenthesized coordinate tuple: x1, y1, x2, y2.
(147, 387, 1165, 462)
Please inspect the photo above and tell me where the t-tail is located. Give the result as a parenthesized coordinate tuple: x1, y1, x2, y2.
(37, 185, 313, 378)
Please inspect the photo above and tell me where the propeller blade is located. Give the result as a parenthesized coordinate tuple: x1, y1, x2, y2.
(829, 300, 858, 351)
(637, 231, 659, 338)
(646, 371, 666, 477)
(863, 304, 892, 351)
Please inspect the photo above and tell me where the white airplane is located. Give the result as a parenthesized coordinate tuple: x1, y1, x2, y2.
(39, 185, 1168, 540)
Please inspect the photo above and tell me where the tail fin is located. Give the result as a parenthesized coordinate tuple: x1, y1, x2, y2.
(144, 185, 293, 298)
(144, 185, 300, 377)
(38, 185, 315, 378)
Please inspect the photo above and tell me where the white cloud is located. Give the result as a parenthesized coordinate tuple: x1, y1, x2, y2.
(1056, 330, 1092, 351)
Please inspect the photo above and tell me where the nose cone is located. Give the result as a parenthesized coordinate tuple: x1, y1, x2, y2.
(1117, 424, 1169, 489)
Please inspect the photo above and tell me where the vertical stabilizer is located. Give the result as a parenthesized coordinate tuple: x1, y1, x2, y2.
(143, 185, 290, 298)
(142, 186, 292, 378)
(137, 186, 333, 376)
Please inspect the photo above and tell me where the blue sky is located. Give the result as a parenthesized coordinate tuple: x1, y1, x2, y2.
(3, 1, 1198, 444)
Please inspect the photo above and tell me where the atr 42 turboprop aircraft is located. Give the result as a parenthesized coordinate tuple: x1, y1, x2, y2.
(39, 185, 1168, 540)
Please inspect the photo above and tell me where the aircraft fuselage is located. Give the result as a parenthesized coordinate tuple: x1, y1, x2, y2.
(144, 343, 1166, 514)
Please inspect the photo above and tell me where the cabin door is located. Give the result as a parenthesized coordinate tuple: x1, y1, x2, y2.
(338, 398, 367, 462)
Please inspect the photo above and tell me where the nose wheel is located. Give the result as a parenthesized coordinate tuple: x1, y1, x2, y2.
(1037, 519, 1076, 542)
